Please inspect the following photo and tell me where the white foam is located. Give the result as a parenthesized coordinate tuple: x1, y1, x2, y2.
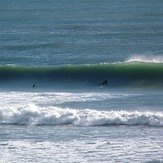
(0, 91, 134, 106)
(0, 104, 163, 127)
(126, 55, 163, 63)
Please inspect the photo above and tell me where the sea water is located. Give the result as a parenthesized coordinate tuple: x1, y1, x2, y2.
(0, 0, 163, 162)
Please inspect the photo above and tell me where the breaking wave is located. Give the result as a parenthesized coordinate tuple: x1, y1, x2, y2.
(126, 55, 163, 63)
(0, 104, 163, 127)
(0, 61, 163, 88)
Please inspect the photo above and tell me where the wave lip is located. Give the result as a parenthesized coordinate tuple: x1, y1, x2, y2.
(0, 105, 163, 127)
(126, 55, 163, 63)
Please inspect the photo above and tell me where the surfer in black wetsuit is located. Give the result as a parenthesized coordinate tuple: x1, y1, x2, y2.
(99, 80, 108, 87)
(33, 84, 37, 88)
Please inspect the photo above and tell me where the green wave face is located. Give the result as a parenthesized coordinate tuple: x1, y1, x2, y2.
(0, 62, 163, 88)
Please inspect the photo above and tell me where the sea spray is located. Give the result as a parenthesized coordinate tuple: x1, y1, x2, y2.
(126, 55, 163, 63)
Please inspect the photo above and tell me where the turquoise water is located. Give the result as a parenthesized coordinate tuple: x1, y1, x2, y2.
(0, 0, 163, 162)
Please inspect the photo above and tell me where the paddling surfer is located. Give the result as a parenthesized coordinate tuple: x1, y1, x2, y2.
(32, 84, 37, 88)
(99, 80, 108, 87)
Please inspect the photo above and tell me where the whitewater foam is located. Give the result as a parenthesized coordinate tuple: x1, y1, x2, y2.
(126, 55, 163, 63)
(0, 104, 163, 127)
(0, 91, 135, 107)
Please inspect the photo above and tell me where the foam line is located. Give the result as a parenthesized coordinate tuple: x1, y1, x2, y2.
(0, 105, 163, 127)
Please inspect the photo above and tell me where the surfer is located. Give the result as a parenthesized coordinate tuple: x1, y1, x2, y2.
(32, 84, 37, 88)
(99, 80, 108, 87)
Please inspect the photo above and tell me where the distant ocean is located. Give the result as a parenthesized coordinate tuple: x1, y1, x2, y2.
(0, 0, 163, 162)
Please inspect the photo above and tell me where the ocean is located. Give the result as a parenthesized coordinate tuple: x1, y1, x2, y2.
(0, 0, 163, 162)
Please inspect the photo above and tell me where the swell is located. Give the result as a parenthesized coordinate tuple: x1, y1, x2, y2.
(0, 62, 163, 87)
(1, 42, 62, 51)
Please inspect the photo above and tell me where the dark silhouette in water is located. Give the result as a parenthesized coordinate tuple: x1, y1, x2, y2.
(99, 80, 108, 87)
(32, 84, 37, 88)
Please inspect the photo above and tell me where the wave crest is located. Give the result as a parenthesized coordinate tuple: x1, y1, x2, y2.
(1, 105, 163, 127)
(126, 55, 163, 63)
